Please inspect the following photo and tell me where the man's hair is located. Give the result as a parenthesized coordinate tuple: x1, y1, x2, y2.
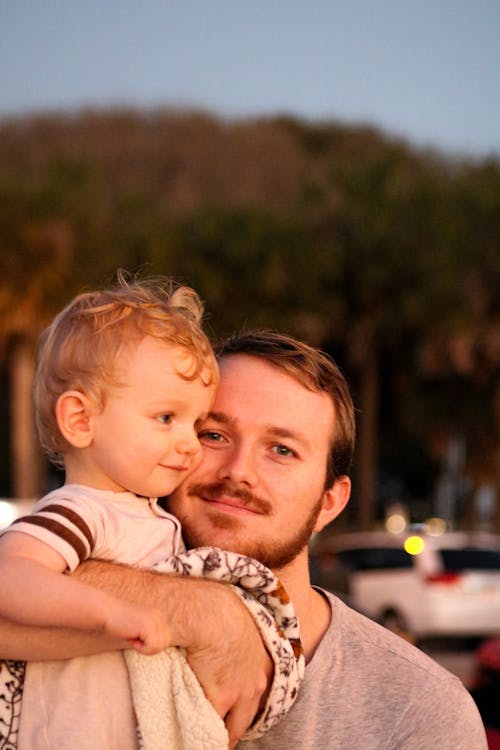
(34, 271, 218, 467)
(214, 330, 355, 487)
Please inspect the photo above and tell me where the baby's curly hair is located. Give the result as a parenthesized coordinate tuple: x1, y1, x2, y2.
(34, 271, 218, 467)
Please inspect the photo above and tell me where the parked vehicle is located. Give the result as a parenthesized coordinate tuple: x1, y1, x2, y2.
(310, 530, 500, 640)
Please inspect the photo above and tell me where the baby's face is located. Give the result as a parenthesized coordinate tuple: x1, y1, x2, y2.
(83, 336, 216, 498)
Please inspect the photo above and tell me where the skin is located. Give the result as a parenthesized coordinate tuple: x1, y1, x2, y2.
(169, 354, 343, 568)
(60, 337, 214, 498)
(0, 352, 351, 747)
(0, 337, 215, 652)
(168, 354, 351, 657)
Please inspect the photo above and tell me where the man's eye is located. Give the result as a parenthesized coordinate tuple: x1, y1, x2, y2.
(272, 444, 295, 457)
(158, 414, 173, 425)
(198, 430, 224, 443)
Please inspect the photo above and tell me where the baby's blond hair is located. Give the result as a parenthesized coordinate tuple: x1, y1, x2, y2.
(34, 272, 218, 466)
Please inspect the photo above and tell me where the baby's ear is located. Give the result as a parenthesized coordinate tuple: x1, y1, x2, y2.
(55, 390, 95, 448)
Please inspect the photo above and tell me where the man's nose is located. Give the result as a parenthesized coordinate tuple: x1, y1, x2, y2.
(216, 445, 257, 487)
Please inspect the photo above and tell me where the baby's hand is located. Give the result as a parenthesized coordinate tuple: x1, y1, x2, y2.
(103, 600, 171, 655)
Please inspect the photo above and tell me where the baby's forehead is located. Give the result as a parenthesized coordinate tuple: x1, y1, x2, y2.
(114, 336, 217, 386)
(166, 343, 219, 387)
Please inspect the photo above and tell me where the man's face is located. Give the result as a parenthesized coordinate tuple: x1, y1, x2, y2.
(168, 354, 349, 570)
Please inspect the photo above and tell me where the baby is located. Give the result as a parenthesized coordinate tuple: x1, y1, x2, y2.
(0, 272, 219, 748)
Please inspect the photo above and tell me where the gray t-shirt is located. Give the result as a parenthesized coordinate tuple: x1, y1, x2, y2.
(238, 590, 487, 750)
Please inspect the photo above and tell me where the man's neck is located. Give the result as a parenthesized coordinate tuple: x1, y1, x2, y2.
(274, 552, 331, 662)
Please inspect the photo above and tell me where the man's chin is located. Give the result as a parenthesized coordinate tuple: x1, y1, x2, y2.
(182, 524, 305, 570)
(181, 518, 246, 554)
(176, 496, 321, 569)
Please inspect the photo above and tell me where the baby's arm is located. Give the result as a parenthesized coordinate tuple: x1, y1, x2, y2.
(0, 531, 171, 654)
(0, 616, 123, 660)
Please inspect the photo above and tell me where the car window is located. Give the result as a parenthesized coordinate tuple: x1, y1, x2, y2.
(439, 548, 500, 572)
(338, 547, 413, 571)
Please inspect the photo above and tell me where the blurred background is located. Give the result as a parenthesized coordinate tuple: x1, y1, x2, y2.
(0, 0, 499, 536)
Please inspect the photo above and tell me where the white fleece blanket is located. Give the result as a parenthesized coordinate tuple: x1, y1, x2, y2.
(125, 547, 305, 750)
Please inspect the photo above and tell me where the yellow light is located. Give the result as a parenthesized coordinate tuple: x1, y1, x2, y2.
(404, 535, 425, 556)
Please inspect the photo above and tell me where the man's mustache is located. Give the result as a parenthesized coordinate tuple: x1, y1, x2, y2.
(187, 481, 271, 514)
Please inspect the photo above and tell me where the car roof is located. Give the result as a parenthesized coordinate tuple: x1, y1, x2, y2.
(312, 529, 500, 553)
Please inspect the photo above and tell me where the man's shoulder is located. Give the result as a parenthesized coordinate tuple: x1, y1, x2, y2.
(244, 590, 487, 749)
(307, 590, 486, 747)
(319, 588, 463, 687)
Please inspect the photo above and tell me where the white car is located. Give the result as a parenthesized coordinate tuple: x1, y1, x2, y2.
(310, 530, 500, 639)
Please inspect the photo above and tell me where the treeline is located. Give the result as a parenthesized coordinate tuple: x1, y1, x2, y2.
(0, 108, 499, 529)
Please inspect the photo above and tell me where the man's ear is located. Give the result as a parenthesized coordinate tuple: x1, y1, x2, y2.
(55, 390, 95, 449)
(314, 476, 351, 534)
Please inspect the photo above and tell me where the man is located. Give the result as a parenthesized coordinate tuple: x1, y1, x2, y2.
(0, 331, 487, 749)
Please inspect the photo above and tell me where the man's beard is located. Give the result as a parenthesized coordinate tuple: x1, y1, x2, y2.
(173, 480, 324, 570)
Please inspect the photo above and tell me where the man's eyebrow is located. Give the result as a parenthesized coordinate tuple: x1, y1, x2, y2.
(266, 426, 311, 450)
(205, 411, 234, 426)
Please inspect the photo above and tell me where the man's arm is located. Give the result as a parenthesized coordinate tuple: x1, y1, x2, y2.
(0, 559, 272, 748)
(73, 560, 272, 747)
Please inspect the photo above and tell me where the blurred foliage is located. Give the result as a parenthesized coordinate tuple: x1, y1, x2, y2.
(0, 108, 498, 525)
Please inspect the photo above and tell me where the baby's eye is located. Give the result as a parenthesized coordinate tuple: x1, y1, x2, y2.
(158, 414, 173, 425)
(271, 444, 295, 457)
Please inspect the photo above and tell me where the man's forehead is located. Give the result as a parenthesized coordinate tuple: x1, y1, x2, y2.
(216, 353, 323, 400)
(217, 352, 298, 387)
(211, 354, 335, 435)
(216, 353, 330, 405)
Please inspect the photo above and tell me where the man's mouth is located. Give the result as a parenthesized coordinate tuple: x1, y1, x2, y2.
(205, 495, 264, 515)
(188, 482, 270, 515)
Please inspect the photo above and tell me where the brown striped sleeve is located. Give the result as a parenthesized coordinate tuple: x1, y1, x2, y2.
(11, 503, 95, 564)
(12, 515, 89, 562)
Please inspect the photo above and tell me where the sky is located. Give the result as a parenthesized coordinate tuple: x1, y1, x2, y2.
(1, 0, 499, 159)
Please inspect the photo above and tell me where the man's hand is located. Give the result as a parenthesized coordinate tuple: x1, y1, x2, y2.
(74, 561, 273, 748)
(180, 584, 273, 749)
